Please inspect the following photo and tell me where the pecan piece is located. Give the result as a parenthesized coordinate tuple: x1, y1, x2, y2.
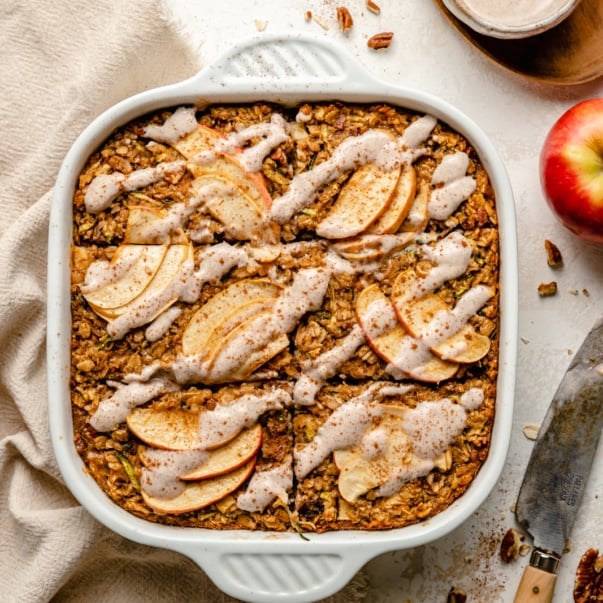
(336, 7, 353, 33)
(574, 548, 603, 603)
(545, 239, 563, 267)
(500, 528, 525, 563)
(447, 587, 467, 603)
(367, 0, 381, 14)
(367, 31, 394, 49)
(538, 281, 558, 297)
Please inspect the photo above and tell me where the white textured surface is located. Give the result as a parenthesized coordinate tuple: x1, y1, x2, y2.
(159, 2, 603, 601)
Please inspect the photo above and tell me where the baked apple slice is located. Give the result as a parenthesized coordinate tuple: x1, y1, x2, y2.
(190, 175, 268, 242)
(172, 124, 225, 159)
(181, 279, 282, 356)
(400, 180, 429, 233)
(188, 153, 272, 210)
(81, 244, 168, 315)
(206, 310, 290, 381)
(127, 408, 202, 450)
(125, 206, 188, 245)
(141, 458, 256, 514)
(333, 405, 409, 503)
(316, 157, 402, 239)
(355, 284, 458, 382)
(180, 424, 262, 480)
(367, 165, 417, 234)
(395, 290, 493, 363)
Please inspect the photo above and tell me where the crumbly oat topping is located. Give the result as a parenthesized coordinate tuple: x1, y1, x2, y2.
(71, 102, 500, 532)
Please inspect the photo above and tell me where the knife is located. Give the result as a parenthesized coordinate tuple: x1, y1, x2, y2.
(513, 315, 603, 603)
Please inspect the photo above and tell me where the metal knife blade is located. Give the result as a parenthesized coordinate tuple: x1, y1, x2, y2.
(513, 315, 603, 602)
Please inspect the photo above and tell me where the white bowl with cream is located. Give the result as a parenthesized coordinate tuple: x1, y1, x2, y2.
(47, 34, 518, 603)
(442, 0, 581, 38)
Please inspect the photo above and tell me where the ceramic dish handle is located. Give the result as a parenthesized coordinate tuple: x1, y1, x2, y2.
(172, 35, 381, 603)
(185, 546, 373, 603)
(179, 33, 380, 99)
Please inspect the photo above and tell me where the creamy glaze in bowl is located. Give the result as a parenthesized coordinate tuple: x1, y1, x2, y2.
(442, 0, 580, 38)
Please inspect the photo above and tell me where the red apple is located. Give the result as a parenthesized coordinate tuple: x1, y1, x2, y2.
(540, 98, 603, 244)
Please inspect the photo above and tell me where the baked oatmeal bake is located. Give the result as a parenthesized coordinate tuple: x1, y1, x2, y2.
(70, 102, 499, 532)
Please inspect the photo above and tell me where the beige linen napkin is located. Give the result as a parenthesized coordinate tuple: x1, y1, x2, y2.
(0, 2, 368, 602)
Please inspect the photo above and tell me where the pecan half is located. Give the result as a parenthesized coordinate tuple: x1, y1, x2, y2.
(367, 31, 394, 49)
(336, 7, 353, 33)
(544, 239, 563, 267)
(367, 0, 381, 15)
(574, 548, 603, 603)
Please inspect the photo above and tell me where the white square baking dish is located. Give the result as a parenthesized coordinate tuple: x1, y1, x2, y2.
(47, 33, 518, 603)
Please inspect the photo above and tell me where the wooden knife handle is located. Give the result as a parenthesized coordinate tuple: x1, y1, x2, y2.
(514, 550, 560, 603)
(513, 565, 557, 602)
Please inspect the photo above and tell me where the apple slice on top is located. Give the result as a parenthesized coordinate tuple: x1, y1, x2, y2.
(188, 153, 272, 210)
(179, 423, 262, 480)
(400, 180, 429, 233)
(125, 206, 188, 245)
(190, 175, 269, 242)
(316, 156, 402, 239)
(136, 423, 262, 480)
(82, 243, 192, 322)
(367, 165, 417, 235)
(355, 284, 458, 382)
(82, 244, 168, 314)
(181, 279, 283, 356)
(142, 457, 256, 514)
(333, 404, 410, 503)
(171, 124, 225, 159)
(394, 292, 492, 364)
(202, 310, 289, 383)
(228, 330, 289, 381)
(127, 408, 202, 450)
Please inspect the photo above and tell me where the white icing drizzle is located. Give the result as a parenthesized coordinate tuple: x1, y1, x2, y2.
(106, 249, 195, 339)
(270, 115, 436, 224)
(141, 106, 198, 145)
(198, 389, 291, 449)
(295, 109, 312, 123)
(460, 387, 485, 410)
(171, 267, 330, 384)
(420, 285, 493, 357)
(216, 114, 290, 172)
(84, 161, 186, 213)
(270, 131, 399, 224)
(145, 306, 182, 342)
(376, 389, 484, 497)
(294, 383, 412, 479)
(90, 367, 177, 432)
(188, 242, 249, 300)
(79, 246, 141, 293)
(429, 151, 476, 220)
(402, 231, 473, 301)
(295, 385, 385, 479)
(294, 325, 366, 406)
(400, 114, 438, 149)
(236, 457, 293, 512)
(140, 448, 209, 499)
(359, 427, 389, 460)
